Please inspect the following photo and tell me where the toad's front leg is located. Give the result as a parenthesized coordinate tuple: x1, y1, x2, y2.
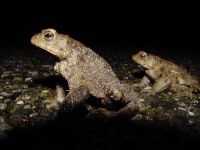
(151, 76, 171, 93)
(54, 61, 90, 111)
(56, 85, 90, 111)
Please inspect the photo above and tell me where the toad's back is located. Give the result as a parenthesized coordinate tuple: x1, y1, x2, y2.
(31, 28, 121, 98)
(132, 51, 200, 92)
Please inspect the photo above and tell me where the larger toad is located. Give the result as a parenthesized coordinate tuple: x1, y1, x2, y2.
(132, 51, 200, 97)
(31, 28, 139, 117)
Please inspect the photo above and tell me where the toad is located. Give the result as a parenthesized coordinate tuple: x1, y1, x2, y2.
(31, 28, 139, 117)
(132, 51, 200, 97)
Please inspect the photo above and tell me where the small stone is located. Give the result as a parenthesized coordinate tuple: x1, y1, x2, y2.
(0, 96, 4, 100)
(29, 112, 38, 117)
(1, 71, 11, 78)
(3, 99, 11, 103)
(177, 102, 186, 107)
(43, 99, 51, 104)
(40, 90, 50, 98)
(178, 107, 186, 111)
(24, 77, 33, 83)
(23, 105, 32, 109)
(46, 101, 58, 109)
(21, 84, 29, 89)
(191, 99, 199, 104)
(0, 92, 9, 97)
(0, 103, 7, 110)
(22, 94, 31, 100)
(42, 90, 50, 94)
(188, 111, 195, 116)
(28, 71, 39, 77)
(42, 72, 50, 77)
(188, 119, 195, 125)
(32, 106, 36, 109)
(16, 100, 24, 105)
(12, 77, 23, 82)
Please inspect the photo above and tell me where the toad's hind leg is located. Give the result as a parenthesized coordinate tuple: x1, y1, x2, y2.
(56, 85, 90, 111)
(99, 84, 139, 118)
(94, 100, 139, 118)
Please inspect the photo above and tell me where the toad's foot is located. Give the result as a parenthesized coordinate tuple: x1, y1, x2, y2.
(173, 89, 195, 99)
(140, 76, 171, 95)
(152, 76, 171, 93)
(107, 85, 123, 100)
(88, 100, 139, 118)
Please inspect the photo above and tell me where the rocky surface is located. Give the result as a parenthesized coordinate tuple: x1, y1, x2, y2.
(1, 45, 200, 149)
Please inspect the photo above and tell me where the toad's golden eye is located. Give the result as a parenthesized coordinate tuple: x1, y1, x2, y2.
(44, 31, 54, 41)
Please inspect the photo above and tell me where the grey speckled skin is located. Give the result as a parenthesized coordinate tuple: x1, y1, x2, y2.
(31, 28, 139, 116)
(132, 51, 200, 97)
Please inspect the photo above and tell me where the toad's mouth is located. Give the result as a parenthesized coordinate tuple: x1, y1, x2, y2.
(31, 35, 62, 59)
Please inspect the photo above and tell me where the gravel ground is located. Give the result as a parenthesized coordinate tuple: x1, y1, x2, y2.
(0, 44, 200, 149)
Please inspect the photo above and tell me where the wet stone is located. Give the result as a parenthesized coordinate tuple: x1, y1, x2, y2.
(21, 94, 32, 100)
(24, 77, 33, 83)
(0, 92, 10, 97)
(0, 103, 7, 110)
(39, 90, 50, 98)
(28, 71, 39, 77)
(16, 100, 24, 105)
(1, 71, 12, 79)
(12, 77, 23, 82)
(29, 112, 39, 117)
(23, 104, 32, 109)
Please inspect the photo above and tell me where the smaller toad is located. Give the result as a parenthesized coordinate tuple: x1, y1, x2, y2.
(132, 51, 200, 97)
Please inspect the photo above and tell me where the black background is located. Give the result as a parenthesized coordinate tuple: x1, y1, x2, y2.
(1, 2, 200, 149)
(1, 2, 199, 52)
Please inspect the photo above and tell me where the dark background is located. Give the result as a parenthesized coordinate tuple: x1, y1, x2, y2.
(1, 2, 200, 149)
(1, 2, 199, 52)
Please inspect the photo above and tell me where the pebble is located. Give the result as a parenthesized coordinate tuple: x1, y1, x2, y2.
(12, 77, 23, 82)
(41, 90, 50, 94)
(29, 112, 38, 117)
(3, 99, 11, 103)
(177, 107, 186, 111)
(1, 71, 11, 78)
(0, 92, 10, 97)
(188, 119, 195, 125)
(24, 77, 33, 83)
(188, 111, 195, 116)
(22, 94, 31, 100)
(16, 100, 24, 105)
(40, 90, 51, 98)
(0, 103, 7, 110)
(177, 102, 186, 107)
(23, 104, 32, 109)
(46, 102, 58, 109)
(28, 71, 39, 76)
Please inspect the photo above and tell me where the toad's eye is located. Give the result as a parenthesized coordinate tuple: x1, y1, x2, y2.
(44, 31, 54, 41)
(139, 51, 147, 58)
